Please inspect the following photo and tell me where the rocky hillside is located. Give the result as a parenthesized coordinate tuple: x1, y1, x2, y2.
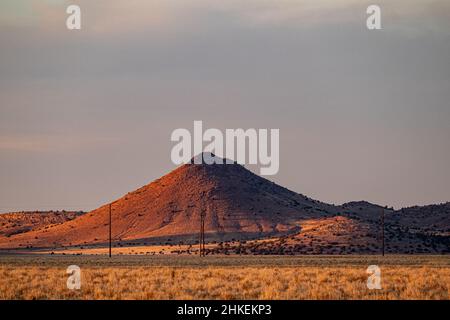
(0, 211, 85, 237)
(0, 154, 447, 254)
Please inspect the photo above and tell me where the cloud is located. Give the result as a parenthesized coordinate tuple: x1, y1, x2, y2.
(2, 0, 449, 36)
(0, 0, 449, 209)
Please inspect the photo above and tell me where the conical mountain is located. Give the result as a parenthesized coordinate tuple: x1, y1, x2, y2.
(0, 154, 333, 249)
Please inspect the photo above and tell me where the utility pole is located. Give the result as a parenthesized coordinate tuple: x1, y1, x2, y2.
(199, 211, 206, 257)
(381, 208, 385, 257)
(109, 203, 112, 258)
(202, 212, 205, 256)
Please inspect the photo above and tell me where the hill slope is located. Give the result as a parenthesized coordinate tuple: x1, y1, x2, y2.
(0, 155, 448, 254)
(0, 157, 333, 249)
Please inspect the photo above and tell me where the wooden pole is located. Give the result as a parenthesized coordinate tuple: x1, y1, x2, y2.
(109, 203, 112, 258)
(202, 212, 204, 257)
(199, 212, 202, 256)
(200, 211, 205, 257)
(202, 213, 205, 256)
(381, 208, 385, 257)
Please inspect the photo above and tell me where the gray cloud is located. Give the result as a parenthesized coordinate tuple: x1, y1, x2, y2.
(0, 0, 449, 211)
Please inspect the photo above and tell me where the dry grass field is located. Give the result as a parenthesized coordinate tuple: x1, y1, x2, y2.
(0, 255, 448, 300)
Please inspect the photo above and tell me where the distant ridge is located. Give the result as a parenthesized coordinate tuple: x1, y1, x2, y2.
(0, 211, 85, 237)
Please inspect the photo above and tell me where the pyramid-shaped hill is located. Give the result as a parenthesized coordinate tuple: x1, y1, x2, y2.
(0, 154, 335, 249)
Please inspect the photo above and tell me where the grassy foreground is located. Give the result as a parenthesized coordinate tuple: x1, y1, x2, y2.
(0, 255, 448, 300)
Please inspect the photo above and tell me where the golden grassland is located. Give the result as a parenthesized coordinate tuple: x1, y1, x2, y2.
(0, 255, 448, 300)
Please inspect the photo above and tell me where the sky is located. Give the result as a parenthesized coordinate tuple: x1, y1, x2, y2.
(0, 0, 449, 212)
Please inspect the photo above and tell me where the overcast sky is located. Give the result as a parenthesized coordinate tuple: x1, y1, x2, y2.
(1, 0, 449, 212)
